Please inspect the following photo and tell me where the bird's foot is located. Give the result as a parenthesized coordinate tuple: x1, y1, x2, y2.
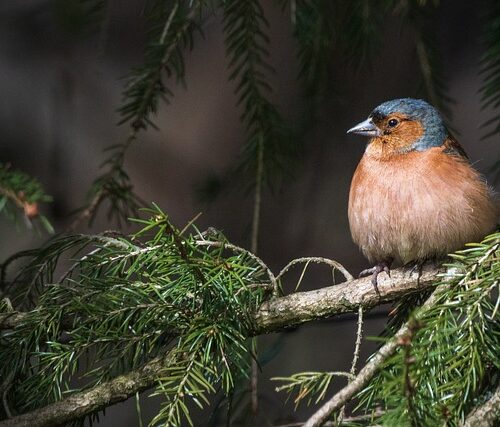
(359, 261, 392, 297)
(405, 261, 422, 279)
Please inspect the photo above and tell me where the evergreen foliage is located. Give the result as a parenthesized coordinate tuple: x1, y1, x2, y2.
(1, 1, 500, 426)
(118, 1, 204, 131)
(290, 0, 336, 100)
(359, 234, 500, 426)
(0, 206, 268, 425)
(223, 0, 295, 188)
(273, 233, 500, 426)
(78, 145, 144, 228)
(74, 0, 205, 228)
(274, 371, 354, 408)
(0, 163, 52, 233)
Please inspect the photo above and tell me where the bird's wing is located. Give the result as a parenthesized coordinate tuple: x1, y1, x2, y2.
(441, 135, 469, 160)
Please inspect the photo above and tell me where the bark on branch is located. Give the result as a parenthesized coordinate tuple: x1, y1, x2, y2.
(0, 353, 174, 427)
(461, 384, 500, 427)
(1, 264, 440, 332)
(251, 263, 439, 334)
(0, 265, 441, 427)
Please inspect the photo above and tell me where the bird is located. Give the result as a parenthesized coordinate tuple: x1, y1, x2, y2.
(347, 98, 498, 293)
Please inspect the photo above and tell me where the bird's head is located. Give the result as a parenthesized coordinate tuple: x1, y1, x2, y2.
(347, 98, 448, 157)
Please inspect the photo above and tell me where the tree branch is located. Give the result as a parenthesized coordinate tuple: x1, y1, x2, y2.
(303, 285, 447, 427)
(252, 263, 440, 335)
(0, 264, 440, 332)
(0, 265, 441, 427)
(0, 311, 26, 329)
(0, 352, 174, 427)
(461, 384, 500, 427)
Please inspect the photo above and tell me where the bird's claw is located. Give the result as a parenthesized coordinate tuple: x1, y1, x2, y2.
(371, 275, 381, 298)
(383, 265, 391, 278)
(359, 261, 393, 298)
(359, 266, 377, 278)
(404, 262, 423, 281)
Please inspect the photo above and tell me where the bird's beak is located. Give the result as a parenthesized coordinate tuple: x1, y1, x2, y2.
(346, 118, 382, 137)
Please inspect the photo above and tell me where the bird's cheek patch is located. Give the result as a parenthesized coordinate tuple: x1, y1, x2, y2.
(399, 120, 424, 144)
(383, 120, 424, 152)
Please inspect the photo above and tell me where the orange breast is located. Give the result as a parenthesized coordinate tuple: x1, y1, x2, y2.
(348, 148, 498, 264)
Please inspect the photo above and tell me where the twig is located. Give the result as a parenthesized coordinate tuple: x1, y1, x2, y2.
(349, 307, 363, 377)
(461, 384, 500, 427)
(131, 1, 181, 131)
(0, 250, 35, 299)
(276, 257, 353, 283)
(303, 286, 447, 427)
(251, 138, 264, 257)
(234, 283, 274, 297)
(67, 188, 106, 232)
(68, 2, 203, 232)
(250, 137, 264, 414)
(195, 240, 278, 295)
(338, 306, 363, 423)
(58, 238, 130, 282)
(251, 339, 259, 414)
(0, 371, 14, 419)
(276, 408, 384, 426)
(401, 319, 423, 427)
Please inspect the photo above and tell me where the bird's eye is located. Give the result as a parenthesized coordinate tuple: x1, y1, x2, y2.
(388, 118, 399, 127)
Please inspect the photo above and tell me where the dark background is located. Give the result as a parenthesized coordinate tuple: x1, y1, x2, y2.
(1, 0, 498, 425)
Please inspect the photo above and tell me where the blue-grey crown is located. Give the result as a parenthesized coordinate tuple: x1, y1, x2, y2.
(371, 98, 448, 151)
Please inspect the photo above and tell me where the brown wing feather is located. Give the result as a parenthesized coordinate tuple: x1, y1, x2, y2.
(442, 135, 469, 160)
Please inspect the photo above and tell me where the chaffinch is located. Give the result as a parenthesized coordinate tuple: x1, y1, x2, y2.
(347, 98, 498, 292)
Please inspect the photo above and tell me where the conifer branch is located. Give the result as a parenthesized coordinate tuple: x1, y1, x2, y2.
(67, 187, 106, 232)
(337, 306, 363, 423)
(397, 0, 452, 118)
(0, 352, 175, 427)
(118, 1, 204, 131)
(70, 1, 205, 230)
(1, 214, 495, 427)
(252, 263, 440, 334)
(303, 286, 447, 427)
(0, 267, 441, 427)
(0, 163, 52, 232)
(0, 264, 441, 333)
(357, 235, 500, 424)
(292, 0, 335, 97)
(223, 0, 295, 187)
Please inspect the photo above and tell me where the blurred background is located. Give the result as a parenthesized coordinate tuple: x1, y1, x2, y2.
(1, 0, 499, 425)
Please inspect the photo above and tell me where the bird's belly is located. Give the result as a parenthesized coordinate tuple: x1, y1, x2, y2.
(348, 151, 497, 264)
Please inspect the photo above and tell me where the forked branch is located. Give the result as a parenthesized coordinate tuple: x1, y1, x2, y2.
(0, 265, 441, 427)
